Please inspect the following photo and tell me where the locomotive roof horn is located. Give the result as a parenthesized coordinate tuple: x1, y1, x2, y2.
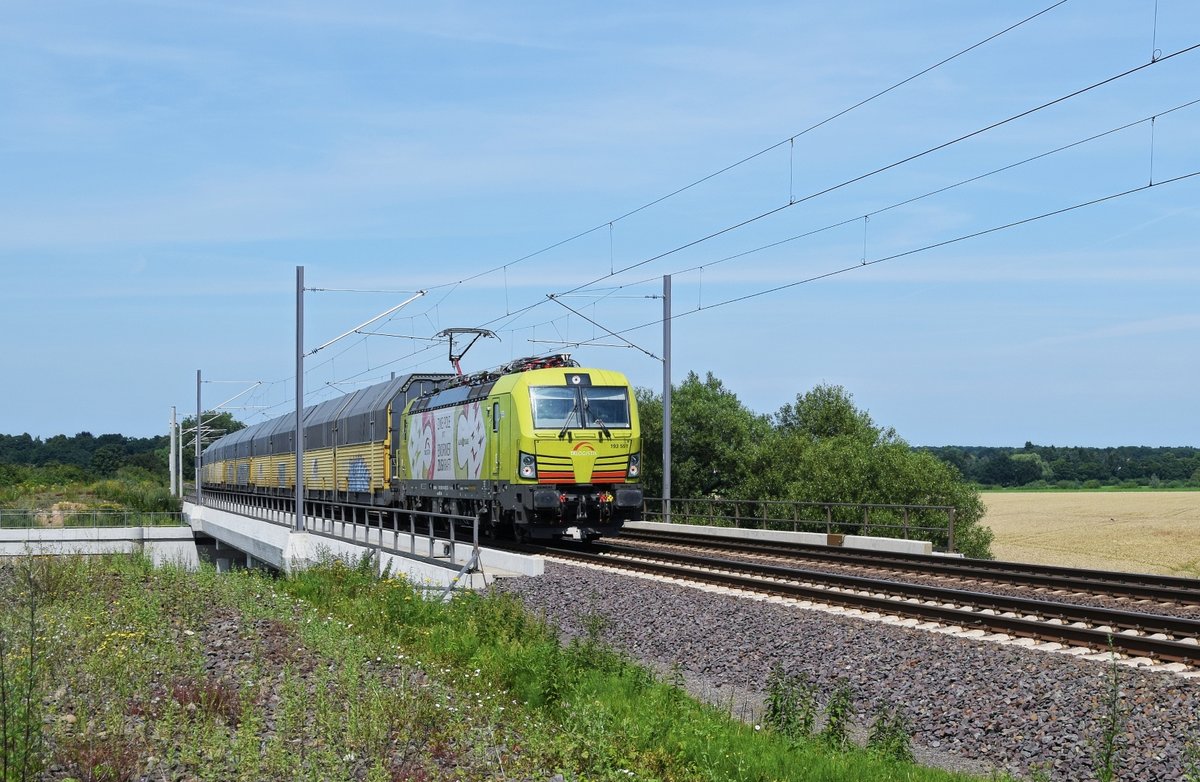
(436, 327, 498, 375)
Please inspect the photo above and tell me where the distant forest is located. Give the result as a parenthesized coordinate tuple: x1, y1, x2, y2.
(0, 431, 171, 482)
(920, 443, 1200, 489)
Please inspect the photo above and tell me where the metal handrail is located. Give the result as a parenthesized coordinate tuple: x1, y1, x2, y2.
(196, 491, 481, 572)
(0, 509, 186, 529)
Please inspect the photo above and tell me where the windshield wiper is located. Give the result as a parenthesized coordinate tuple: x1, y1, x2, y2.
(558, 399, 579, 441)
(581, 394, 611, 439)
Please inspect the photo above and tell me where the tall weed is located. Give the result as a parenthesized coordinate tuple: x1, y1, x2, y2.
(867, 706, 914, 763)
(821, 679, 855, 751)
(1093, 643, 1125, 782)
(0, 561, 45, 782)
(764, 666, 816, 741)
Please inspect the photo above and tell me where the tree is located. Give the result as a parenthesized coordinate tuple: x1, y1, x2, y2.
(90, 444, 124, 477)
(774, 384, 895, 445)
(636, 373, 771, 501)
(770, 388, 989, 556)
(978, 452, 1045, 487)
(179, 411, 246, 475)
(641, 376, 992, 557)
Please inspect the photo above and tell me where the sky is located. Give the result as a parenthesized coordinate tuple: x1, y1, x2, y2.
(1, 1, 1198, 447)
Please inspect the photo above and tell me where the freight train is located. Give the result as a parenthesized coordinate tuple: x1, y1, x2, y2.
(200, 355, 643, 541)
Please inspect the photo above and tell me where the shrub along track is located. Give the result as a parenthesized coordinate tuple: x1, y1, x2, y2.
(518, 541, 1200, 668)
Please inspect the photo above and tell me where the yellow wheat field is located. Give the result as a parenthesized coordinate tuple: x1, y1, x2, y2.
(981, 491, 1200, 577)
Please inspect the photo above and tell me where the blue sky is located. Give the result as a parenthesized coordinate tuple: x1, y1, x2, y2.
(2, 1, 1198, 446)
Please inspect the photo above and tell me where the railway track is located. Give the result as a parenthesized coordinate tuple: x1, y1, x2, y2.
(523, 541, 1200, 666)
(614, 528, 1200, 607)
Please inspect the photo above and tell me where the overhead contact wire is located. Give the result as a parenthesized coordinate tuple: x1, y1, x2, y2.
(409, 0, 1072, 294)
(564, 169, 1200, 347)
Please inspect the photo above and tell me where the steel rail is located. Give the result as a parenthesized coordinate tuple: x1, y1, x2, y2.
(616, 529, 1200, 605)
(534, 543, 1200, 665)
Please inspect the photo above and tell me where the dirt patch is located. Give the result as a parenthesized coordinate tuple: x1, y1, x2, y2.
(982, 491, 1200, 577)
(36, 502, 90, 528)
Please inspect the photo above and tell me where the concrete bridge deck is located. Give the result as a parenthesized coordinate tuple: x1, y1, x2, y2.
(185, 501, 543, 590)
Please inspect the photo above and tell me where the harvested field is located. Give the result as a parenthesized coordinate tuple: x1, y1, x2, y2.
(981, 490, 1200, 577)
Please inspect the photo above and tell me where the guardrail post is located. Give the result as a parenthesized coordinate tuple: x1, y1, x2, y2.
(903, 507, 910, 539)
(947, 508, 956, 553)
(825, 504, 832, 534)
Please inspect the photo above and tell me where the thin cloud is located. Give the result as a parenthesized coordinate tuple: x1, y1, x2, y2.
(1032, 314, 1200, 347)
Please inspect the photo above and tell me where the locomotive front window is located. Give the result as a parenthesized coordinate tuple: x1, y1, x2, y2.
(530, 386, 631, 430)
(582, 387, 631, 428)
(531, 387, 578, 429)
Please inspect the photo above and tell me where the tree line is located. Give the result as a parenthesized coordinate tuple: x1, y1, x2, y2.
(637, 373, 993, 557)
(0, 431, 170, 481)
(0, 411, 245, 485)
(920, 444, 1200, 489)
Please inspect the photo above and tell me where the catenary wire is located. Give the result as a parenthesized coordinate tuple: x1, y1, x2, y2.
(559, 168, 1200, 351)
(244, 8, 1196, 411)
(424, 0, 1072, 293)
(567, 96, 1200, 299)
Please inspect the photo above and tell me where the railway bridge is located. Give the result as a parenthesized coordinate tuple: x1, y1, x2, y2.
(183, 493, 543, 591)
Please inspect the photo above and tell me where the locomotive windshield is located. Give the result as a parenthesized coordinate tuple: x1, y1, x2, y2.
(530, 386, 631, 430)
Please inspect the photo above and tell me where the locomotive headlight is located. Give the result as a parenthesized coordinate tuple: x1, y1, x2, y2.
(519, 451, 537, 479)
(627, 453, 640, 478)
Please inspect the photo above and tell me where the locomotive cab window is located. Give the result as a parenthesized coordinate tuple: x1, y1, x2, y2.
(530, 386, 631, 430)
(530, 387, 577, 429)
(581, 387, 631, 428)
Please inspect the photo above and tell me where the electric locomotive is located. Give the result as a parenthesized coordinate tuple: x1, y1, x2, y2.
(199, 354, 643, 541)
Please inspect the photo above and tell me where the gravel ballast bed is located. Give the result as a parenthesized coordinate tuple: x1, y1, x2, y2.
(494, 561, 1200, 781)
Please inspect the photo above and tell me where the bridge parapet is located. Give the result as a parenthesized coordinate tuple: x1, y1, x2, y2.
(0, 525, 200, 567)
(184, 501, 542, 591)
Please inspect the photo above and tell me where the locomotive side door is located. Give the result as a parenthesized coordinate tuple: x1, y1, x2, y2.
(488, 395, 510, 480)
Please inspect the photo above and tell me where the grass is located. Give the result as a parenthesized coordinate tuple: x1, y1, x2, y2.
(0, 471, 179, 515)
(981, 490, 1200, 577)
(0, 552, 1000, 782)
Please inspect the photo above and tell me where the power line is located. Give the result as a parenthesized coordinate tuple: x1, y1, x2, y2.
(564, 168, 1200, 348)
(234, 5, 1191, 411)
(569, 96, 1200, 298)
(274, 36, 1200, 406)
(550, 40, 1200, 302)
(454, 38, 1200, 342)
(399, 1, 1071, 292)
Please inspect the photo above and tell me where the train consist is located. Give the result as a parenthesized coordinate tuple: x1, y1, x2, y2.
(200, 355, 644, 540)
